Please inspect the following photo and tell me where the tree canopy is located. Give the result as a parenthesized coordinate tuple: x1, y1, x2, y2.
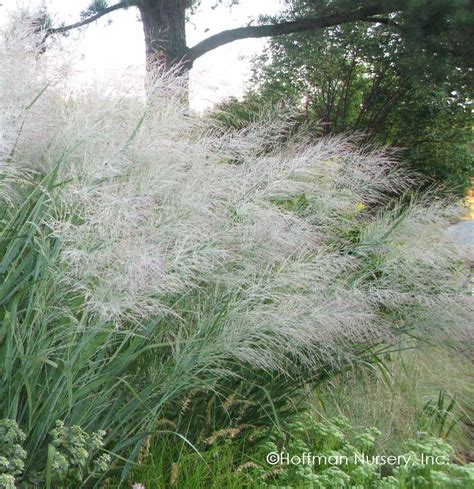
(37, 0, 473, 72)
(216, 0, 473, 192)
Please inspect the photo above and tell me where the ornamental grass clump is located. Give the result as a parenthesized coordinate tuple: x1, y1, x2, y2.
(0, 21, 472, 485)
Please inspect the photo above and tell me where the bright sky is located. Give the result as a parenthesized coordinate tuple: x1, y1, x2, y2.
(1, 0, 283, 110)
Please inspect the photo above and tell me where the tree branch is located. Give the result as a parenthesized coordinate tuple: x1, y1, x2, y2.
(365, 16, 392, 25)
(47, 1, 134, 36)
(187, 6, 397, 64)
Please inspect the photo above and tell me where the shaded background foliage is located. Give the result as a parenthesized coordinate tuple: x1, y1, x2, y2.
(217, 0, 473, 193)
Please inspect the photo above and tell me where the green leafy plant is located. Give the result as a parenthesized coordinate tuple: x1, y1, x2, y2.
(0, 419, 110, 489)
(46, 421, 110, 488)
(0, 420, 26, 488)
(418, 390, 461, 440)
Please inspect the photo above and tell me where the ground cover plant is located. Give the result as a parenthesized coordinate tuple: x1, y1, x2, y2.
(127, 414, 474, 488)
(0, 21, 472, 488)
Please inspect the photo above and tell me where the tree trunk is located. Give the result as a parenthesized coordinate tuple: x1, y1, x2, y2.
(137, 0, 189, 73)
